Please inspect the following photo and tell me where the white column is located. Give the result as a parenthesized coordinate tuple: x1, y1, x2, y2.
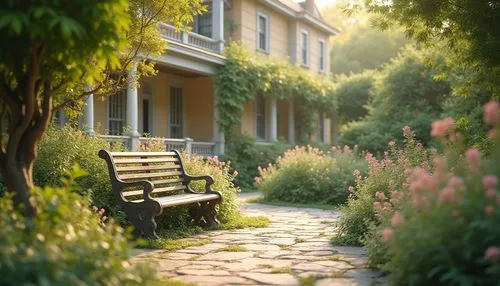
(288, 99, 295, 144)
(212, 0, 225, 52)
(82, 94, 95, 135)
(213, 89, 225, 155)
(127, 63, 140, 150)
(270, 97, 278, 142)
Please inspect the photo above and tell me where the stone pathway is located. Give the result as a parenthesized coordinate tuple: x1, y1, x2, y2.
(132, 195, 384, 285)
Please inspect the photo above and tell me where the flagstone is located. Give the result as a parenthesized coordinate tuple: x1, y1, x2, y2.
(239, 273, 299, 285)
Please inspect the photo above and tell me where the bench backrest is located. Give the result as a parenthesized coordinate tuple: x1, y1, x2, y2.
(99, 150, 188, 200)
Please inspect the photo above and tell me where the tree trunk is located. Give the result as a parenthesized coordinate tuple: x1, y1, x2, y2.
(0, 158, 36, 217)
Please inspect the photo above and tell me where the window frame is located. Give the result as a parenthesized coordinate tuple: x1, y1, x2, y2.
(169, 86, 184, 139)
(256, 11, 270, 53)
(106, 89, 127, 136)
(300, 29, 310, 67)
(318, 38, 326, 73)
(255, 96, 267, 141)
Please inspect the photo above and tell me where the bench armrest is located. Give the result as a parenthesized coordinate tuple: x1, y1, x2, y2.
(185, 175, 216, 193)
(117, 180, 154, 201)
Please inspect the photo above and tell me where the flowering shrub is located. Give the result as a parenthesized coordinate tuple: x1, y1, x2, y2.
(0, 168, 163, 285)
(221, 134, 290, 189)
(333, 127, 430, 246)
(256, 145, 368, 205)
(367, 102, 500, 284)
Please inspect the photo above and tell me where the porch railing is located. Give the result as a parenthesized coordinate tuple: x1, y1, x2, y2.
(98, 135, 130, 149)
(160, 23, 222, 54)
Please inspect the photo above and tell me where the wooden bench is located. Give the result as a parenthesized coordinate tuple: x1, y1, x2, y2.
(99, 150, 222, 239)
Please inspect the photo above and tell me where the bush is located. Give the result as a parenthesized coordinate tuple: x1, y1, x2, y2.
(256, 145, 368, 205)
(364, 103, 500, 284)
(221, 134, 290, 189)
(34, 126, 125, 221)
(0, 168, 162, 285)
(333, 127, 430, 246)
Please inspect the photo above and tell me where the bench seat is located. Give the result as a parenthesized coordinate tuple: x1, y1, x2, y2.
(132, 193, 220, 206)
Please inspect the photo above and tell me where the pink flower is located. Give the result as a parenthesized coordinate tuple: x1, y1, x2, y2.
(485, 189, 496, 199)
(485, 246, 500, 261)
(376, 192, 386, 201)
(412, 195, 425, 209)
(484, 101, 500, 125)
(348, 186, 355, 193)
(465, 148, 481, 171)
(388, 141, 396, 147)
(431, 117, 455, 139)
(448, 176, 465, 192)
(373, 201, 382, 212)
(253, 177, 261, 185)
(391, 212, 405, 227)
(485, 205, 495, 216)
(382, 227, 393, 242)
(438, 187, 456, 205)
(402, 126, 412, 138)
(483, 175, 498, 190)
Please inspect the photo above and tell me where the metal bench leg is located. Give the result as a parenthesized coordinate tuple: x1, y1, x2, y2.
(123, 202, 161, 240)
(203, 201, 220, 226)
(189, 203, 204, 225)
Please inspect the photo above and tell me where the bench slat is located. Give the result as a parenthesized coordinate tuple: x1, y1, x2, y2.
(116, 165, 181, 172)
(109, 151, 177, 157)
(150, 178, 185, 185)
(113, 157, 180, 164)
(132, 193, 219, 207)
(123, 185, 187, 197)
(119, 171, 183, 180)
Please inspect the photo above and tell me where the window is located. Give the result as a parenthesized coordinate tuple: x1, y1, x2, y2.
(169, 87, 183, 138)
(108, 90, 126, 135)
(256, 96, 266, 140)
(301, 30, 309, 66)
(319, 39, 325, 72)
(193, 3, 212, 38)
(318, 113, 325, 143)
(257, 13, 269, 52)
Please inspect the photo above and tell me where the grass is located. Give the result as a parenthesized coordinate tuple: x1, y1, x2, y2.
(248, 198, 336, 210)
(295, 238, 306, 243)
(216, 214, 270, 230)
(271, 267, 293, 274)
(135, 226, 210, 250)
(299, 275, 321, 286)
(216, 245, 248, 252)
(161, 278, 196, 286)
(278, 244, 292, 250)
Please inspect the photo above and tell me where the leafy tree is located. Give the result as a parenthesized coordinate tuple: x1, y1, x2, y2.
(362, 0, 500, 97)
(335, 71, 375, 123)
(340, 46, 451, 153)
(0, 0, 203, 216)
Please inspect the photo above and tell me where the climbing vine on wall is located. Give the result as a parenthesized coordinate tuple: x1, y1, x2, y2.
(215, 43, 338, 141)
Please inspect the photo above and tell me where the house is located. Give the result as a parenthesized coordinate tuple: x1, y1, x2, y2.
(70, 0, 338, 156)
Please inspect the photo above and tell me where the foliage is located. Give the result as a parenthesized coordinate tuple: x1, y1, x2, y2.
(369, 105, 500, 285)
(215, 43, 338, 139)
(333, 127, 430, 246)
(335, 71, 375, 123)
(0, 168, 164, 285)
(0, 0, 130, 215)
(340, 46, 451, 153)
(221, 134, 290, 189)
(257, 145, 368, 205)
(34, 126, 126, 222)
(363, 0, 500, 70)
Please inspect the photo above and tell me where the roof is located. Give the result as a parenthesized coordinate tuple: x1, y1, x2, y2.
(260, 0, 339, 35)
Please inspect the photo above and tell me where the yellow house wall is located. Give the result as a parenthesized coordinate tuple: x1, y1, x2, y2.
(238, 0, 289, 60)
(298, 22, 329, 74)
(184, 77, 214, 141)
